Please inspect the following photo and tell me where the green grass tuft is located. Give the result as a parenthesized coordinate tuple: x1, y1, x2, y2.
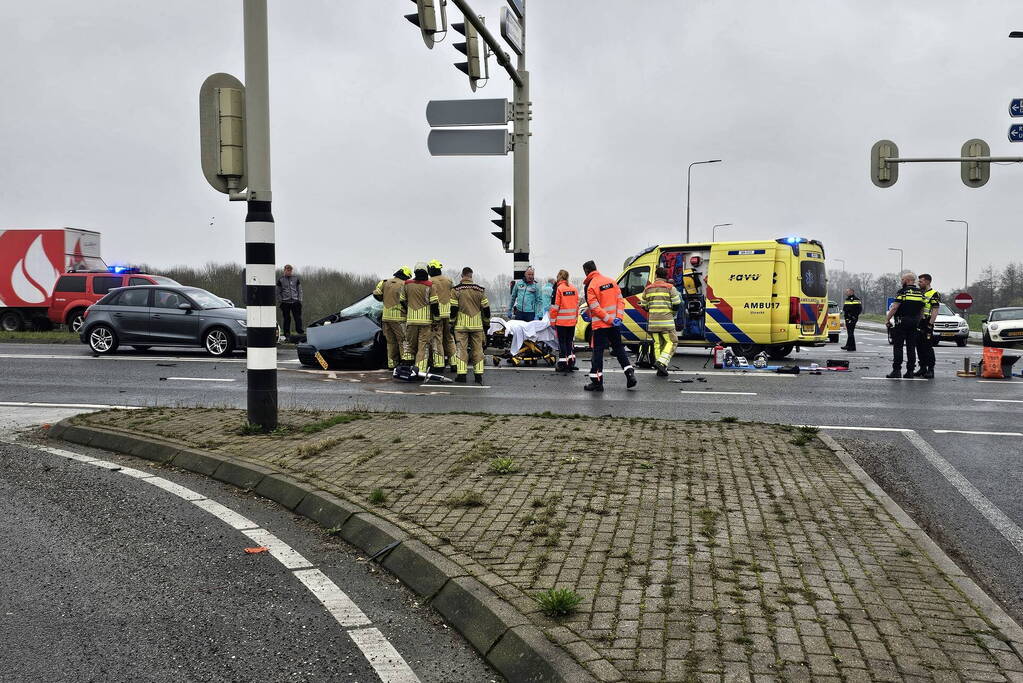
(535, 588, 583, 617)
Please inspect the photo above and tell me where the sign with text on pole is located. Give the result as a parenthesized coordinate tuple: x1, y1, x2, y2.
(1010, 124, 1023, 142)
(500, 6, 523, 55)
(1010, 99, 1023, 117)
(426, 99, 510, 127)
(953, 292, 973, 310)
(428, 129, 510, 156)
(506, 0, 524, 19)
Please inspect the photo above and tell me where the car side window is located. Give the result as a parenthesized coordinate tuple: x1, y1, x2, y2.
(618, 267, 650, 298)
(54, 275, 86, 293)
(153, 290, 185, 309)
(92, 276, 123, 294)
(117, 289, 150, 307)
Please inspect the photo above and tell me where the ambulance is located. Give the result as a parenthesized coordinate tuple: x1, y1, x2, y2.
(577, 237, 830, 359)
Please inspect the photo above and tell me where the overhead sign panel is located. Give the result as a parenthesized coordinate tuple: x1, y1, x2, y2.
(426, 99, 510, 127)
(428, 129, 510, 156)
(506, 0, 524, 19)
(500, 7, 523, 55)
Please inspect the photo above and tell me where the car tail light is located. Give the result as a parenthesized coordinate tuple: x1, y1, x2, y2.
(789, 297, 800, 324)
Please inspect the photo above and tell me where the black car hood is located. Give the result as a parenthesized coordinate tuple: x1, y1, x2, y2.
(306, 315, 380, 350)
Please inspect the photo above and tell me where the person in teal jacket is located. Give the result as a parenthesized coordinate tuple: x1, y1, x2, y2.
(509, 266, 543, 321)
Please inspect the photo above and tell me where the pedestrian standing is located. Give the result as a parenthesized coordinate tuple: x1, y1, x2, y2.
(450, 267, 490, 385)
(427, 260, 456, 372)
(582, 260, 637, 392)
(884, 272, 925, 379)
(400, 263, 439, 373)
(509, 266, 542, 321)
(914, 273, 941, 379)
(641, 267, 682, 377)
(372, 265, 411, 369)
(277, 264, 303, 338)
(840, 288, 862, 351)
(542, 278, 555, 312)
(548, 269, 580, 372)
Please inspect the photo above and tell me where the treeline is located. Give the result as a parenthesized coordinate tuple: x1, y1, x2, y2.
(147, 262, 515, 324)
(828, 261, 1023, 314)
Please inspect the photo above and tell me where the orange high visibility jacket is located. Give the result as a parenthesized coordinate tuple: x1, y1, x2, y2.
(584, 271, 624, 330)
(548, 280, 580, 327)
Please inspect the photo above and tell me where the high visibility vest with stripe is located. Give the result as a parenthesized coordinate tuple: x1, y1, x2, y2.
(548, 280, 580, 327)
(641, 279, 681, 332)
(401, 280, 436, 326)
(374, 277, 405, 322)
(921, 288, 940, 317)
(584, 271, 624, 330)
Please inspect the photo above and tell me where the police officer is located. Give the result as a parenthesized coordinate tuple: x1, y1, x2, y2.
(884, 272, 926, 379)
(372, 265, 411, 369)
(914, 273, 940, 379)
(840, 288, 862, 351)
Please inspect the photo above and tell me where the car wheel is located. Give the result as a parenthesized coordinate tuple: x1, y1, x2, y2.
(828, 334, 839, 343)
(982, 332, 992, 347)
(0, 309, 25, 332)
(204, 327, 235, 356)
(766, 344, 794, 360)
(68, 308, 87, 333)
(131, 345, 152, 352)
(88, 325, 119, 354)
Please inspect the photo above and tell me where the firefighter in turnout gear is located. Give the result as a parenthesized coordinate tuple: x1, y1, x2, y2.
(914, 273, 940, 379)
(548, 269, 580, 372)
(372, 265, 411, 369)
(450, 267, 490, 384)
(427, 260, 456, 372)
(885, 272, 926, 379)
(400, 264, 440, 373)
(641, 267, 682, 377)
(840, 288, 862, 351)
(582, 260, 637, 392)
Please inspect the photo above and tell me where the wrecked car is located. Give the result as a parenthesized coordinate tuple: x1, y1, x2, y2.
(296, 295, 387, 370)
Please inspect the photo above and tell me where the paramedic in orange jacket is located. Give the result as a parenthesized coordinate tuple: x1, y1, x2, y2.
(548, 269, 580, 372)
(582, 260, 637, 392)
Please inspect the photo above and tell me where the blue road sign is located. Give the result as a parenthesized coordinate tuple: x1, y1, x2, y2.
(1010, 124, 1023, 142)
(1011, 99, 1023, 117)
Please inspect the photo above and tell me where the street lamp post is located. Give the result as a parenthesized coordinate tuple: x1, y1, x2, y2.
(685, 159, 721, 243)
(712, 223, 732, 241)
(945, 219, 969, 290)
(888, 247, 904, 274)
(833, 258, 846, 270)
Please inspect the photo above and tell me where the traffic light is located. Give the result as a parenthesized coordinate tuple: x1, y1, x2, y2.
(870, 139, 899, 188)
(961, 138, 990, 188)
(453, 19, 482, 91)
(405, 0, 438, 48)
(491, 200, 511, 251)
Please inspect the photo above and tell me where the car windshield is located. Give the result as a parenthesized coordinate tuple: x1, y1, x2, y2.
(937, 303, 956, 316)
(827, 301, 839, 314)
(991, 307, 1023, 322)
(182, 287, 232, 309)
(339, 294, 383, 322)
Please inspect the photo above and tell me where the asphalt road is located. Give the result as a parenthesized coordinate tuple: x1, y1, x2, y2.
(0, 417, 499, 683)
(2, 329, 1022, 628)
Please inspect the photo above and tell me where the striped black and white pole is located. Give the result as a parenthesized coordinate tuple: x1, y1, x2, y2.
(243, 0, 277, 430)
(245, 200, 277, 429)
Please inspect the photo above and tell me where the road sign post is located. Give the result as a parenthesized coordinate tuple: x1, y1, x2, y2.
(953, 292, 974, 310)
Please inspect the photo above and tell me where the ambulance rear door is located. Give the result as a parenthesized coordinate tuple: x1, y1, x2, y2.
(705, 244, 775, 345)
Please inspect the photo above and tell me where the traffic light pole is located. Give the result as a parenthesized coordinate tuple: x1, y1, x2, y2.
(243, 0, 277, 430)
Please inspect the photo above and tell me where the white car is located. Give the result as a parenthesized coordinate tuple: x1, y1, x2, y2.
(982, 307, 1023, 347)
(930, 303, 971, 347)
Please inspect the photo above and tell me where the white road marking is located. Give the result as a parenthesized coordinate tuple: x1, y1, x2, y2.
(673, 371, 793, 379)
(85, 459, 128, 470)
(347, 627, 421, 683)
(978, 380, 1023, 384)
(678, 390, 758, 396)
(241, 527, 313, 570)
(863, 376, 929, 381)
(164, 377, 237, 382)
(0, 401, 142, 410)
(0, 353, 301, 365)
(441, 384, 491, 389)
(904, 431, 1023, 557)
(816, 425, 915, 433)
(7, 440, 99, 462)
(192, 499, 260, 530)
(974, 398, 1023, 404)
(146, 476, 208, 501)
(292, 568, 371, 628)
(933, 429, 1023, 436)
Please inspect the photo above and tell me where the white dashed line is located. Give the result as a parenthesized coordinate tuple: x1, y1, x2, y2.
(293, 568, 371, 627)
(347, 627, 421, 683)
(933, 429, 1023, 437)
(164, 377, 237, 382)
(903, 431, 1023, 557)
(974, 398, 1023, 404)
(678, 390, 758, 396)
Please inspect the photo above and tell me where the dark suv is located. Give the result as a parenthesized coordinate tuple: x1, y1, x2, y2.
(80, 285, 247, 356)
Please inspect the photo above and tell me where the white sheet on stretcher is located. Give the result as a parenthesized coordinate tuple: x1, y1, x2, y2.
(489, 314, 557, 355)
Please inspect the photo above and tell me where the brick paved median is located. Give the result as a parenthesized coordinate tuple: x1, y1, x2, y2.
(72, 408, 1023, 682)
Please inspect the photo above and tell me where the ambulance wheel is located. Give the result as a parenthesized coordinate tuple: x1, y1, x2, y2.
(766, 344, 794, 361)
(828, 334, 839, 344)
(730, 343, 762, 358)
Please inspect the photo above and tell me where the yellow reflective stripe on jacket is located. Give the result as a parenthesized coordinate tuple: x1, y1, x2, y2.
(921, 288, 939, 315)
(406, 306, 432, 325)
(455, 313, 484, 330)
(381, 306, 404, 322)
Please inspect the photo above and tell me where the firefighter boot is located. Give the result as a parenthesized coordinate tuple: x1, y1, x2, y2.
(455, 374, 467, 383)
(655, 361, 669, 377)
(625, 367, 638, 389)
(474, 374, 484, 385)
(584, 375, 604, 392)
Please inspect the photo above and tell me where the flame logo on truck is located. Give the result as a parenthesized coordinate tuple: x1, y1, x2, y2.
(10, 235, 60, 304)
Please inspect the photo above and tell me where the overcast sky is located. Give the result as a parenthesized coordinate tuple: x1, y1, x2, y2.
(2, 1, 1021, 290)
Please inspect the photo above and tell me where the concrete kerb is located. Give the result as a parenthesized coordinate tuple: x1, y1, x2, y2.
(819, 431, 1023, 661)
(51, 419, 600, 683)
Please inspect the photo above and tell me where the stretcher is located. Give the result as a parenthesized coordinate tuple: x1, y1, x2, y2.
(488, 315, 559, 367)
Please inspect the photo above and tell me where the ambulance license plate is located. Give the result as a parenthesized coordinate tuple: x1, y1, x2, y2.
(801, 323, 816, 334)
